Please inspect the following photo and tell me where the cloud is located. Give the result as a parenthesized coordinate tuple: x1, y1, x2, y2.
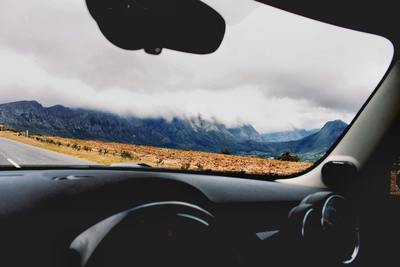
(0, 0, 394, 133)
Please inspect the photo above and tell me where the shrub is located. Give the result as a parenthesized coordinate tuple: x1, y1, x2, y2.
(98, 148, 109, 155)
(121, 150, 133, 159)
(220, 148, 231, 155)
(45, 138, 56, 145)
(56, 141, 62, 146)
(71, 143, 81, 151)
(181, 163, 191, 170)
(276, 152, 300, 162)
(196, 163, 204, 171)
(83, 145, 92, 152)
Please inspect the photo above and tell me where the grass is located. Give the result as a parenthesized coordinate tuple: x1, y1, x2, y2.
(0, 131, 313, 176)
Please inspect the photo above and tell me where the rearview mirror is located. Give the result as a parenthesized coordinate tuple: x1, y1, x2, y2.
(85, 0, 226, 55)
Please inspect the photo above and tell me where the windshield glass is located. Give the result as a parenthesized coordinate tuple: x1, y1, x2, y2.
(0, 0, 394, 176)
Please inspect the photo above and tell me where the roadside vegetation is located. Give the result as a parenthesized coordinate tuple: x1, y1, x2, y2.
(276, 151, 300, 162)
(0, 131, 312, 176)
(220, 148, 231, 155)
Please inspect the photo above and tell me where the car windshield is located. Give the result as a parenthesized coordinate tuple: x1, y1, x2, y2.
(0, 0, 394, 177)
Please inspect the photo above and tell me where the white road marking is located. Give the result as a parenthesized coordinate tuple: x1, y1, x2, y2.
(7, 158, 21, 168)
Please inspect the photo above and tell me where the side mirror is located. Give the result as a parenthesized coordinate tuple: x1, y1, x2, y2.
(85, 0, 226, 55)
(396, 170, 400, 190)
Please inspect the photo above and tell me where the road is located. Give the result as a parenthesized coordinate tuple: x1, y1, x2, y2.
(0, 137, 93, 167)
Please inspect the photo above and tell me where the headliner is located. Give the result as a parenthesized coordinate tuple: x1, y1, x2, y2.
(257, 0, 398, 54)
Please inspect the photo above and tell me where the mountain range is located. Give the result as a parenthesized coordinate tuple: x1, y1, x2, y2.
(0, 101, 348, 162)
(260, 128, 319, 142)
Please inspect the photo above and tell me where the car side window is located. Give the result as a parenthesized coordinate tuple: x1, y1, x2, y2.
(390, 157, 400, 196)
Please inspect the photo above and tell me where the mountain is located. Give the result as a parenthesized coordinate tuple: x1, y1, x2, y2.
(0, 101, 239, 152)
(227, 125, 320, 143)
(263, 120, 348, 161)
(260, 128, 319, 142)
(0, 101, 348, 161)
(227, 124, 263, 142)
(291, 120, 348, 153)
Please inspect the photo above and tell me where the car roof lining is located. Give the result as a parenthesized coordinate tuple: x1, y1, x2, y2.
(256, 0, 399, 52)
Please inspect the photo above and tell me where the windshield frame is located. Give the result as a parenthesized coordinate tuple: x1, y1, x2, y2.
(0, 1, 396, 181)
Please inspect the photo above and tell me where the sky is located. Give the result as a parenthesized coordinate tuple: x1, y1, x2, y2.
(0, 0, 394, 133)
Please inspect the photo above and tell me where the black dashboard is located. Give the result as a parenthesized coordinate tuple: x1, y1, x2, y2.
(0, 168, 358, 267)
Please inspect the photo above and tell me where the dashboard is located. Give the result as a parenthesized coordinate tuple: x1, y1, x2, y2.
(0, 168, 359, 267)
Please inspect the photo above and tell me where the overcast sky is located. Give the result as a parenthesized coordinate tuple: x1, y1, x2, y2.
(0, 0, 394, 133)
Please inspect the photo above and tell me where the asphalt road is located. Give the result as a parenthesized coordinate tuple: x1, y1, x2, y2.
(0, 137, 93, 167)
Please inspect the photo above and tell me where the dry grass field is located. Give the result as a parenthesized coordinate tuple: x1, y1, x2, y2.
(0, 131, 312, 176)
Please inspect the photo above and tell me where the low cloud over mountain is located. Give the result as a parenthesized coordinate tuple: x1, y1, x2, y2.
(0, 0, 392, 133)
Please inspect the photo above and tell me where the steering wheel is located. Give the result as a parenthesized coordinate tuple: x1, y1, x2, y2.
(70, 201, 224, 267)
